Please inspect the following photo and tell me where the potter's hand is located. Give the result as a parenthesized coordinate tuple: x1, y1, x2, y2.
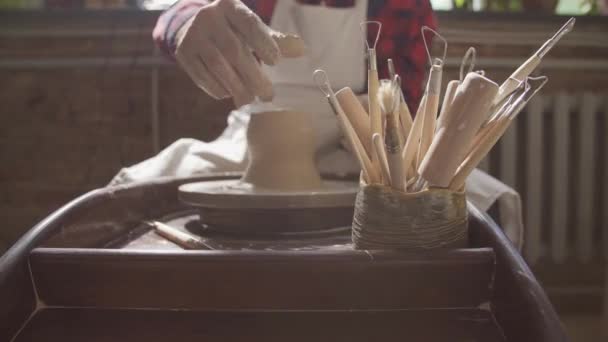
(175, 0, 305, 108)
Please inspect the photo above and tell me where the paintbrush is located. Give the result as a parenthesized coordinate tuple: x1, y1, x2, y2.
(493, 17, 574, 106)
(314, 70, 379, 184)
(379, 79, 405, 191)
(450, 76, 548, 190)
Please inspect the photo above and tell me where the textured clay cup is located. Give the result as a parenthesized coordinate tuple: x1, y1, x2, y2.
(241, 110, 323, 191)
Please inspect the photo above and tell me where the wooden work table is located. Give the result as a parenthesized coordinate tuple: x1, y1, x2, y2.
(0, 174, 567, 341)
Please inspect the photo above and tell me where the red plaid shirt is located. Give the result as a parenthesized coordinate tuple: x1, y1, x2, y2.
(153, 0, 437, 108)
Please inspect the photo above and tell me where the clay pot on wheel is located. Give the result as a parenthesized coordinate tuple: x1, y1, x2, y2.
(242, 110, 322, 191)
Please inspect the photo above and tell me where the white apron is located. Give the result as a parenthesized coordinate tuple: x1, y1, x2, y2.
(110, 0, 524, 250)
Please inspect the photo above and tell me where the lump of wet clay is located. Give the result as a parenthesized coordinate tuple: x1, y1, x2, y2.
(271, 31, 307, 58)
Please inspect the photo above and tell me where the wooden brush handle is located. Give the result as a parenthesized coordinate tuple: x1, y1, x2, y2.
(418, 73, 499, 188)
(336, 87, 371, 156)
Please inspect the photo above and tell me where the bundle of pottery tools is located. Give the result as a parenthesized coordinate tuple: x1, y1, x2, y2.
(314, 18, 575, 250)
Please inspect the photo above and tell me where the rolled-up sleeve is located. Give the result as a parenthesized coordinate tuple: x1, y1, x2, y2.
(152, 0, 210, 58)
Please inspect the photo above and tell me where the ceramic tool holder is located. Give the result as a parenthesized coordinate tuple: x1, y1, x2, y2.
(352, 185, 468, 250)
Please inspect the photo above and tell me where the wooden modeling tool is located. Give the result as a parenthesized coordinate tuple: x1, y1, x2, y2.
(450, 76, 548, 190)
(470, 87, 522, 153)
(314, 70, 379, 184)
(417, 27, 447, 167)
(372, 133, 391, 186)
(437, 47, 475, 134)
(417, 72, 499, 188)
(473, 82, 525, 149)
(336, 87, 372, 156)
(401, 94, 427, 183)
(394, 74, 414, 141)
(361, 21, 383, 179)
(483, 82, 524, 128)
(379, 79, 405, 191)
(417, 59, 443, 166)
(147, 221, 209, 249)
(436, 80, 458, 133)
(493, 17, 574, 106)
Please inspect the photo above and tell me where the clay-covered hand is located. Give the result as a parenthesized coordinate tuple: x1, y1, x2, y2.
(175, 0, 305, 108)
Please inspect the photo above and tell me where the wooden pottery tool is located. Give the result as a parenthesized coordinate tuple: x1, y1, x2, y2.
(372, 133, 391, 186)
(417, 59, 443, 166)
(493, 17, 574, 106)
(401, 94, 427, 184)
(417, 27, 447, 166)
(436, 80, 458, 133)
(178, 109, 359, 234)
(335, 87, 372, 156)
(472, 82, 525, 149)
(417, 72, 499, 188)
(314, 69, 379, 184)
(146, 221, 209, 249)
(361, 21, 383, 179)
(450, 76, 548, 190)
(394, 74, 414, 141)
(437, 47, 475, 133)
(483, 83, 523, 127)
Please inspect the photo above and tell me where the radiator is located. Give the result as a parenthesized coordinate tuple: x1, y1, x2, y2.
(481, 92, 607, 266)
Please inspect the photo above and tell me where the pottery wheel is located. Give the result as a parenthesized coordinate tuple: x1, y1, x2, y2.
(178, 179, 358, 234)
